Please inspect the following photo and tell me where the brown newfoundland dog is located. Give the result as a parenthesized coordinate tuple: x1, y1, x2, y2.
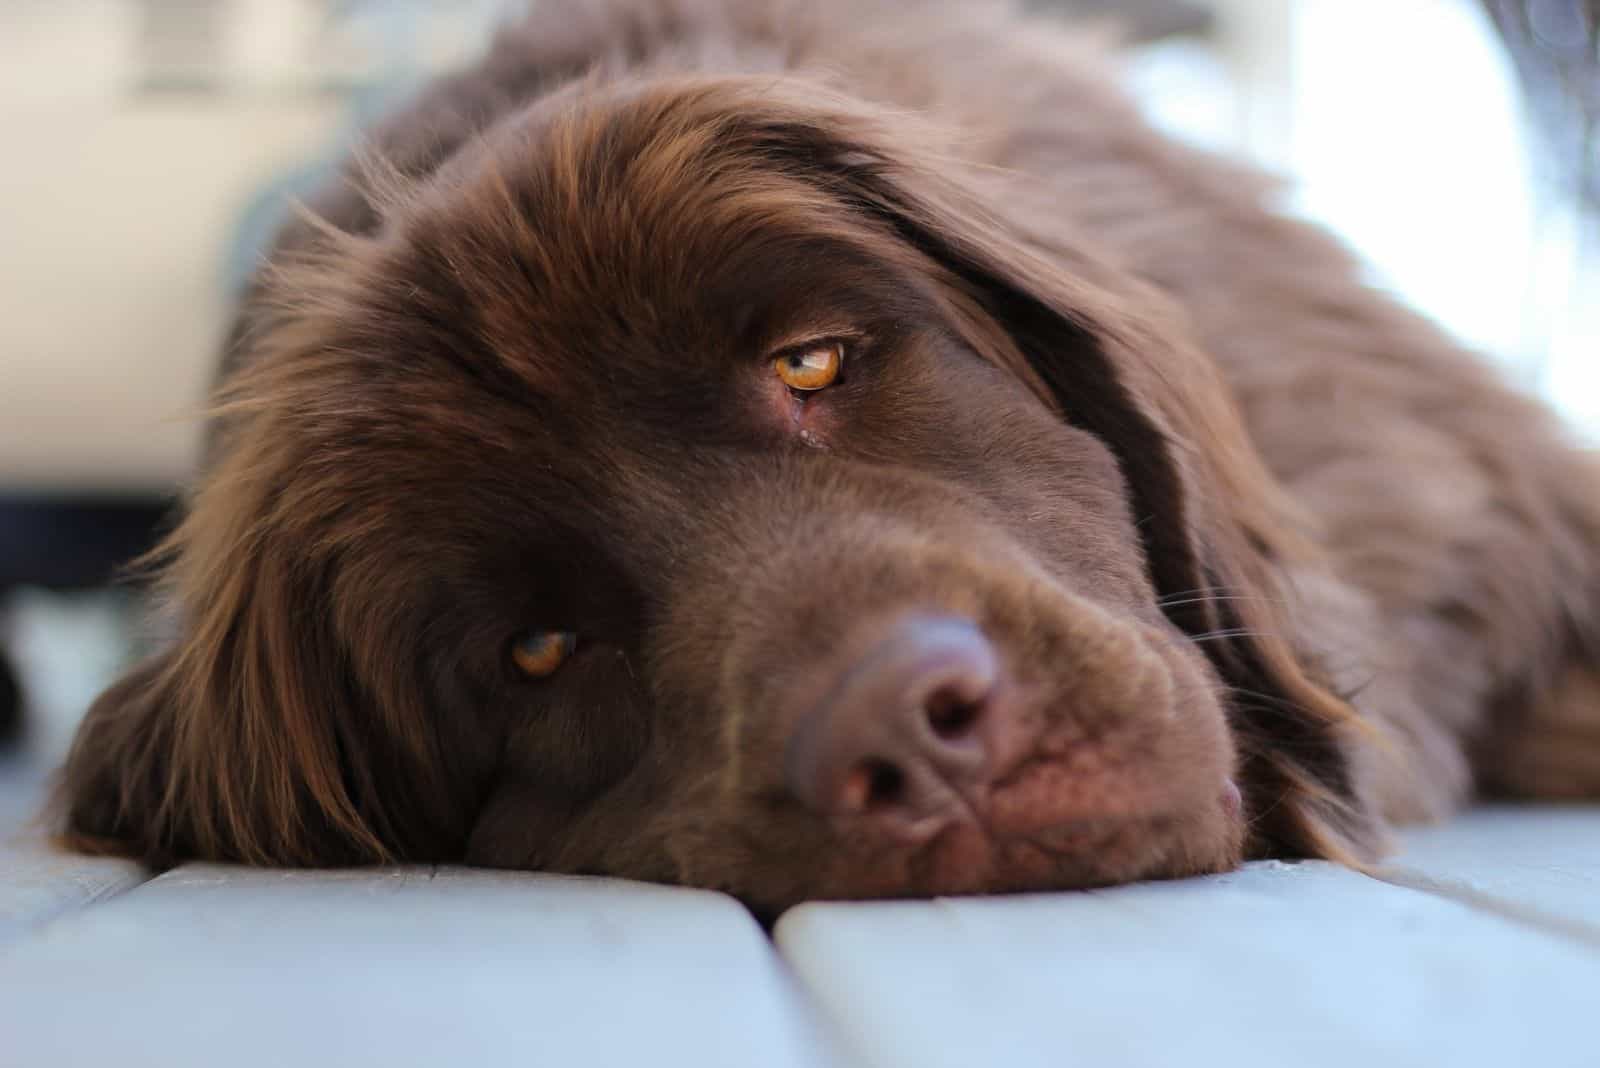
(57, 0, 1600, 914)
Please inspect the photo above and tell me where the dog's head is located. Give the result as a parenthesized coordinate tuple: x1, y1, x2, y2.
(60, 78, 1380, 912)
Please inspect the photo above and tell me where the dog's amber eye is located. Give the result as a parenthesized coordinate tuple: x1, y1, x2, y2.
(774, 341, 844, 391)
(511, 630, 576, 678)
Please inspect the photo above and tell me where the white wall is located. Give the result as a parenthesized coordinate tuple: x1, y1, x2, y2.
(0, 2, 345, 490)
(1134, 0, 1597, 437)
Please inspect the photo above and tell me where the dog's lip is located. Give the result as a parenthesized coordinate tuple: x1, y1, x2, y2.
(914, 810, 1144, 895)
(903, 761, 1242, 894)
(1220, 777, 1243, 818)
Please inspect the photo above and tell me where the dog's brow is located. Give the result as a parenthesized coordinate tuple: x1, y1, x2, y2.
(765, 324, 866, 356)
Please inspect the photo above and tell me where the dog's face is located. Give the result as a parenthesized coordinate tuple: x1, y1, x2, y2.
(62, 79, 1378, 913)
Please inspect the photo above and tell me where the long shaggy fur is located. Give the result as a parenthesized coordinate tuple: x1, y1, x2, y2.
(54, 0, 1600, 910)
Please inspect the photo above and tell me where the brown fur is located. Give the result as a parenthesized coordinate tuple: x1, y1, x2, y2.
(54, 0, 1600, 914)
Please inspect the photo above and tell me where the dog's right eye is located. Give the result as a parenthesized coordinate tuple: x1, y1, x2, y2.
(511, 630, 577, 679)
(773, 341, 845, 392)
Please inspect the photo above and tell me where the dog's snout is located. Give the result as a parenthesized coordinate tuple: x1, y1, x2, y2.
(784, 616, 1009, 842)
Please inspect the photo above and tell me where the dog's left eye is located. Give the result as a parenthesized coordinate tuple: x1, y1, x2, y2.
(511, 630, 577, 679)
(773, 341, 844, 392)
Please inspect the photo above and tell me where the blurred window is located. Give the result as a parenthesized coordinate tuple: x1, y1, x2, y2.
(1131, 0, 1598, 436)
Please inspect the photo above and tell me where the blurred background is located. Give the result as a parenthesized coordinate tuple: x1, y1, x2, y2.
(2, 0, 1598, 814)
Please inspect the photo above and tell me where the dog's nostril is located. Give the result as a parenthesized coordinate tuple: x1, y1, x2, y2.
(925, 686, 982, 740)
(865, 760, 906, 808)
(844, 759, 906, 811)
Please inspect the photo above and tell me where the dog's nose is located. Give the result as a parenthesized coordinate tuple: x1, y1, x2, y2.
(784, 616, 1006, 842)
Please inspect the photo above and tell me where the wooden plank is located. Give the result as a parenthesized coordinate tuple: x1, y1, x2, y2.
(0, 836, 148, 945)
(776, 860, 1600, 1068)
(0, 865, 844, 1068)
(1381, 805, 1600, 944)
(0, 755, 149, 944)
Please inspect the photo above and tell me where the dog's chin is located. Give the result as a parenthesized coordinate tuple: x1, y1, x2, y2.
(842, 782, 1242, 904)
(915, 769, 1246, 898)
(712, 760, 1245, 916)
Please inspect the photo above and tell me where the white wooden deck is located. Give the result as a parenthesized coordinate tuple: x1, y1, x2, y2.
(2, 801, 1597, 1067)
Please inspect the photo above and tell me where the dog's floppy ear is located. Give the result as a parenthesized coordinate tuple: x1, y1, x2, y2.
(55, 309, 486, 869)
(56, 513, 436, 867)
(744, 88, 1385, 861)
(56, 561, 389, 868)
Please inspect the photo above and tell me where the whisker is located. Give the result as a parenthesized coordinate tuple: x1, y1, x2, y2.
(1157, 594, 1286, 611)
(1185, 628, 1268, 646)
(1244, 788, 1292, 832)
(1157, 582, 1248, 599)
(1226, 685, 1315, 718)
